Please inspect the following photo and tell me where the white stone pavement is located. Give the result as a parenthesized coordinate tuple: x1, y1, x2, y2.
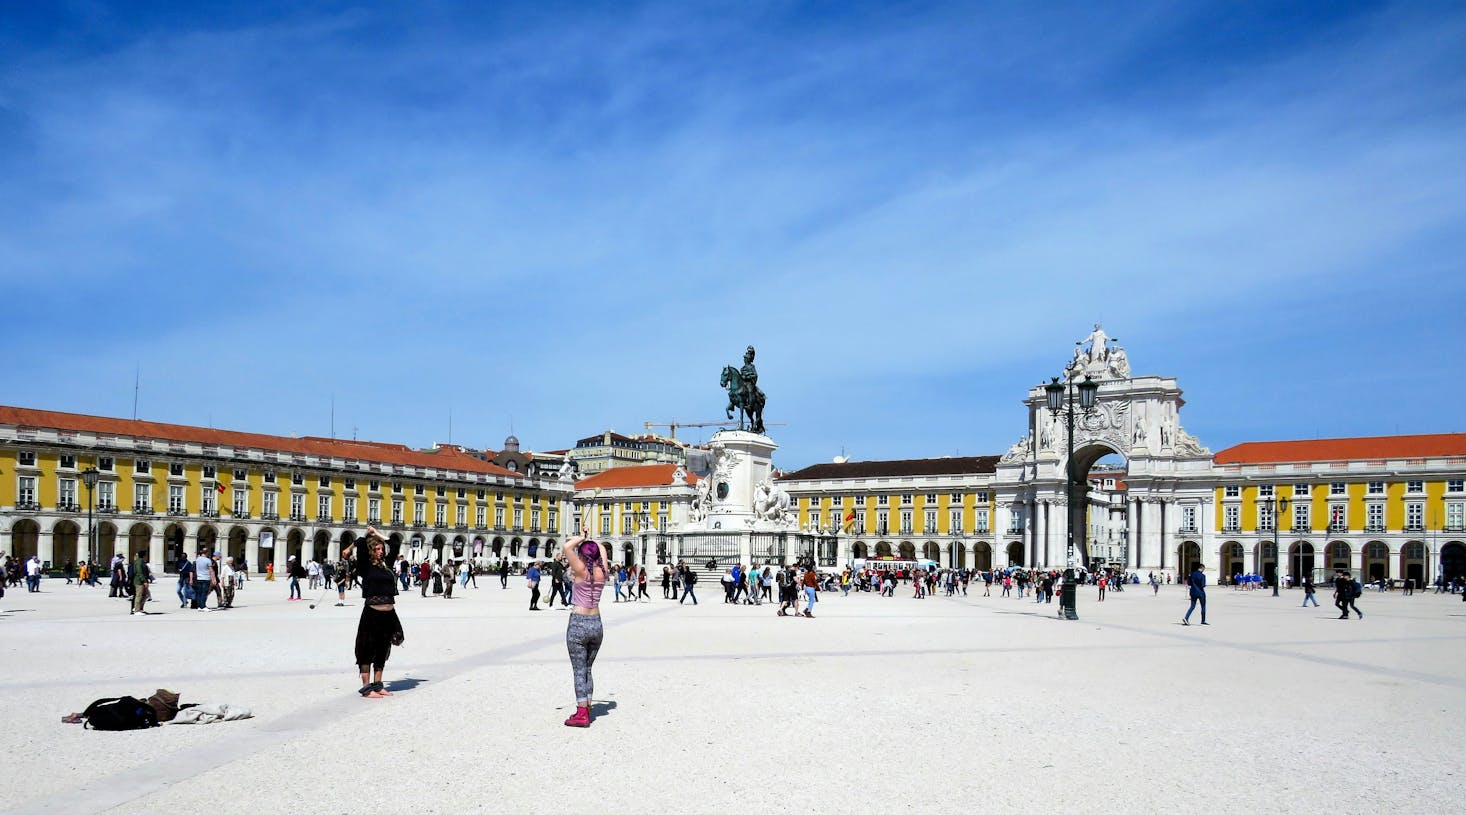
(1, 577, 1462, 815)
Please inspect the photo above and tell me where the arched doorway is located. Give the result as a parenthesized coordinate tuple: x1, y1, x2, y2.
(312, 530, 330, 563)
(97, 521, 118, 561)
(948, 542, 967, 568)
(1006, 541, 1024, 567)
(1177, 541, 1202, 580)
(128, 523, 152, 561)
(1441, 541, 1466, 582)
(339, 530, 357, 565)
(622, 542, 635, 567)
(922, 541, 939, 562)
(164, 523, 188, 571)
(10, 519, 40, 562)
(258, 529, 277, 572)
(286, 528, 305, 564)
(1220, 542, 1244, 582)
(492, 537, 504, 557)
(1362, 541, 1389, 582)
(510, 538, 523, 559)
(408, 534, 425, 563)
(973, 541, 993, 571)
(1252, 541, 1277, 587)
(1066, 443, 1128, 571)
(1289, 541, 1315, 583)
(899, 542, 916, 560)
(527, 538, 540, 559)
(386, 533, 403, 562)
(875, 541, 892, 558)
(852, 542, 869, 559)
(52, 520, 81, 567)
(197, 525, 218, 554)
(1325, 541, 1351, 572)
(1401, 541, 1425, 587)
(228, 527, 248, 565)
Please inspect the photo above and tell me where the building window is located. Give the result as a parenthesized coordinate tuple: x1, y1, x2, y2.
(391, 500, 403, 524)
(1224, 485, 1240, 498)
(1329, 482, 1346, 496)
(600, 514, 612, 535)
(435, 504, 446, 526)
(1329, 505, 1346, 531)
(1292, 483, 1310, 496)
(201, 465, 216, 479)
(949, 493, 963, 503)
(855, 509, 866, 531)
(168, 485, 185, 513)
(513, 508, 523, 529)
(531, 509, 541, 529)
(263, 470, 276, 484)
(1406, 480, 1424, 494)
(368, 498, 381, 522)
(436, 486, 446, 497)
(393, 481, 404, 493)
(59, 477, 77, 508)
(495, 507, 505, 527)
(876, 510, 889, 535)
(98, 481, 115, 510)
(169, 463, 185, 477)
(60, 454, 76, 469)
(1257, 502, 1274, 531)
(290, 493, 305, 519)
(262, 492, 278, 518)
(1008, 507, 1024, 534)
(456, 505, 466, 526)
(622, 516, 633, 534)
(1406, 502, 1424, 531)
(475, 507, 486, 527)
(1293, 502, 1309, 531)
(949, 509, 963, 534)
(1223, 505, 1240, 531)
(975, 509, 989, 533)
(1447, 502, 1464, 531)
(1181, 505, 1197, 532)
(368, 480, 381, 492)
(924, 494, 937, 504)
(1366, 503, 1384, 531)
(18, 451, 36, 466)
(99, 456, 114, 472)
(344, 497, 357, 521)
(877, 495, 888, 506)
(1367, 481, 1384, 495)
(135, 460, 150, 473)
(17, 476, 37, 506)
(923, 510, 936, 533)
(233, 489, 248, 515)
(414, 501, 426, 525)
(901, 494, 913, 505)
(201, 485, 216, 515)
(134, 483, 150, 510)
(1448, 479, 1464, 493)
(233, 468, 247, 480)
(1259, 484, 1274, 498)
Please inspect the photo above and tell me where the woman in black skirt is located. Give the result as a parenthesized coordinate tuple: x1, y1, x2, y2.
(341, 527, 404, 699)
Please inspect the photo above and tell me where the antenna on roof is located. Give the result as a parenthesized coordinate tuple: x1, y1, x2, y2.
(449, 408, 453, 445)
(331, 394, 336, 440)
(132, 363, 140, 420)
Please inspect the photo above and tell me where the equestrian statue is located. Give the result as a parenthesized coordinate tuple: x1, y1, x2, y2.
(720, 345, 767, 434)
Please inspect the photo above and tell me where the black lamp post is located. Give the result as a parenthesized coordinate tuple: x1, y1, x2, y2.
(81, 468, 100, 571)
(1270, 494, 1290, 597)
(1045, 374, 1099, 620)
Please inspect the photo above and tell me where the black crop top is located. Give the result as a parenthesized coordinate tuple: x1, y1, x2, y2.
(347, 556, 399, 600)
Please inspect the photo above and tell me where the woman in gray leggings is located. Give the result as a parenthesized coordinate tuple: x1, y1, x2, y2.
(562, 528, 608, 728)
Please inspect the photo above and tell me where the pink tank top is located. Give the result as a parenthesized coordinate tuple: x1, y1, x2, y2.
(571, 573, 606, 610)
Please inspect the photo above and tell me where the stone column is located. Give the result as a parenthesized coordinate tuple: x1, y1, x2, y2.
(246, 531, 260, 577)
(39, 526, 55, 570)
(1127, 503, 1139, 570)
(148, 530, 164, 572)
(1036, 502, 1049, 568)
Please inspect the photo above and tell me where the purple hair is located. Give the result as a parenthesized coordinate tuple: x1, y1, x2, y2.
(577, 540, 603, 572)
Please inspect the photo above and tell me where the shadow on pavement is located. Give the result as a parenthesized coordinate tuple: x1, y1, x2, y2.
(590, 700, 619, 718)
(387, 677, 429, 693)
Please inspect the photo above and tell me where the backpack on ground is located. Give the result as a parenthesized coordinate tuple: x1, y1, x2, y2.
(83, 696, 160, 731)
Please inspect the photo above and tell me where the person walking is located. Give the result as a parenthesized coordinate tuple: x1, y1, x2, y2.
(129, 550, 150, 615)
(287, 555, 305, 601)
(1338, 570, 1363, 619)
(441, 561, 456, 600)
(547, 557, 565, 609)
(1097, 575, 1108, 602)
(527, 561, 542, 610)
(1301, 575, 1319, 607)
(193, 549, 216, 610)
(801, 564, 819, 618)
(637, 566, 649, 601)
(1182, 563, 1207, 625)
(499, 558, 510, 589)
(561, 529, 607, 728)
(219, 556, 236, 609)
(678, 563, 698, 605)
(340, 528, 404, 699)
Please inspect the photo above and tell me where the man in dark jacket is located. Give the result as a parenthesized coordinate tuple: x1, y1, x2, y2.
(1182, 563, 1208, 625)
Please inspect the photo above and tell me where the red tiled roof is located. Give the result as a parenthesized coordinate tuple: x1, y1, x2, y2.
(1214, 433, 1466, 464)
(0, 405, 525, 478)
(574, 464, 696, 491)
(780, 456, 1000, 481)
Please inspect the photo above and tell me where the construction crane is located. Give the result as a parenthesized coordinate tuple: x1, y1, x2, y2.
(644, 420, 787, 439)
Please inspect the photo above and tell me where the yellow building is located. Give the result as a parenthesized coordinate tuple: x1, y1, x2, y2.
(0, 405, 571, 574)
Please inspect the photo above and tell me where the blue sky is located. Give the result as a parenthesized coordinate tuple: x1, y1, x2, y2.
(3, 1, 1464, 469)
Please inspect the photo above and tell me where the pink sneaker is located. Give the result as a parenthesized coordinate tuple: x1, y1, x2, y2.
(563, 706, 591, 727)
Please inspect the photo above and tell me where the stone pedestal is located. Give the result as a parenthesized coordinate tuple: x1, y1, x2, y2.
(703, 430, 777, 527)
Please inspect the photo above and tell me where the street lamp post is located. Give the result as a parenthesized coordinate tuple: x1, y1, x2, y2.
(1270, 494, 1290, 597)
(1045, 375, 1099, 621)
(81, 468, 100, 573)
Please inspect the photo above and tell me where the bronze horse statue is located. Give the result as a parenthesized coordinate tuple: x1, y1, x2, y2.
(721, 365, 766, 434)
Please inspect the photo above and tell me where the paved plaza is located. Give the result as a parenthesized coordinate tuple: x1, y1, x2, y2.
(2, 577, 1462, 814)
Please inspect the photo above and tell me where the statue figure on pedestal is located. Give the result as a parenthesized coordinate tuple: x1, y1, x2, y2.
(720, 345, 767, 434)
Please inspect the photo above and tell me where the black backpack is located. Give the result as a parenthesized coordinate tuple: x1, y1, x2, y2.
(83, 696, 160, 731)
(1350, 580, 1362, 599)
